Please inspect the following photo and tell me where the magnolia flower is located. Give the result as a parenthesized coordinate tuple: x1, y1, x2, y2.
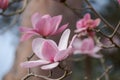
(72, 37, 102, 58)
(0, 0, 8, 10)
(75, 13, 100, 36)
(20, 13, 68, 41)
(21, 29, 72, 70)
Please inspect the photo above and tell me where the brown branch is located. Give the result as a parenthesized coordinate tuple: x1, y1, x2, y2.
(22, 70, 71, 80)
(63, 3, 91, 11)
(94, 37, 115, 49)
(95, 21, 120, 48)
(109, 21, 120, 38)
(0, 0, 28, 17)
(26, 53, 35, 73)
(27, 53, 35, 61)
(47, 70, 52, 77)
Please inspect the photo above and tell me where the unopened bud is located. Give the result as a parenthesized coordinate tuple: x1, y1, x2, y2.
(0, 0, 9, 10)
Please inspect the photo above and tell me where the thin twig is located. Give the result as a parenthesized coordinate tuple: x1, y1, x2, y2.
(100, 58, 109, 80)
(97, 65, 113, 80)
(22, 70, 71, 80)
(94, 37, 115, 48)
(27, 53, 35, 61)
(109, 21, 120, 38)
(0, 0, 28, 16)
(27, 53, 35, 73)
(47, 70, 52, 77)
(95, 22, 120, 48)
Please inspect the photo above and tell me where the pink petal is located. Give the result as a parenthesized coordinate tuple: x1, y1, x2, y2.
(118, 0, 120, 4)
(69, 35, 77, 48)
(20, 33, 34, 41)
(72, 37, 83, 50)
(42, 14, 51, 19)
(31, 12, 42, 29)
(35, 16, 52, 36)
(42, 19, 52, 36)
(93, 47, 101, 53)
(32, 38, 46, 59)
(50, 15, 62, 35)
(41, 40, 59, 61)
(84, 13, 91, 20)
(19, 27, 32, 32)
(52, 23, 68, 35)
(20, 30, 40, 41)
(72, 37, 96, 54)
(89, 46, 102, 58)
(76, 19, 84, 29)
(54, 48, 72, 62)
(40, 14, 52, 35)
(80, 38, 94, 52)
(58, 29, 70, 50)
(94, 18, 101, 27)
(20, 60, 50, 68)
(41, 62, 59, 70)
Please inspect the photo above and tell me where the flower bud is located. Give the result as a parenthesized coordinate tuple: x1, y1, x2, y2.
(0, 0, 9, 10)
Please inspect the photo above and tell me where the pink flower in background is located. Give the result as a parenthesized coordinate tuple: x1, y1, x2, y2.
(75, 13, 100, 36)
(0, 0, 8, 10)
(20, 13, 68, 41)
(21, 29, 72, 70)
(118, 0, 120, 4)
(72, 37, 102, 58)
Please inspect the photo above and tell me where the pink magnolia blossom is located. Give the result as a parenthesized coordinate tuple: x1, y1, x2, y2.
(20, 13, 68, 41)
(21, 29, 72, 70)
(75, 13, 100, 36)
(72, 37, 102, 58)
(0, 0, 8, 10)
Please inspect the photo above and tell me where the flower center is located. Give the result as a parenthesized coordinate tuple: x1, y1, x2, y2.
(50, 57, 54, 63)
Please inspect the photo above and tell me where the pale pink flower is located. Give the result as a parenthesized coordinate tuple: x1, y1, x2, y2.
(0, 0, 8, 10)
(20, 29, 72, 70)
(72, 37, 102, 58)
(75, 13, 100, 36)
(20, 13, 68, 41)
